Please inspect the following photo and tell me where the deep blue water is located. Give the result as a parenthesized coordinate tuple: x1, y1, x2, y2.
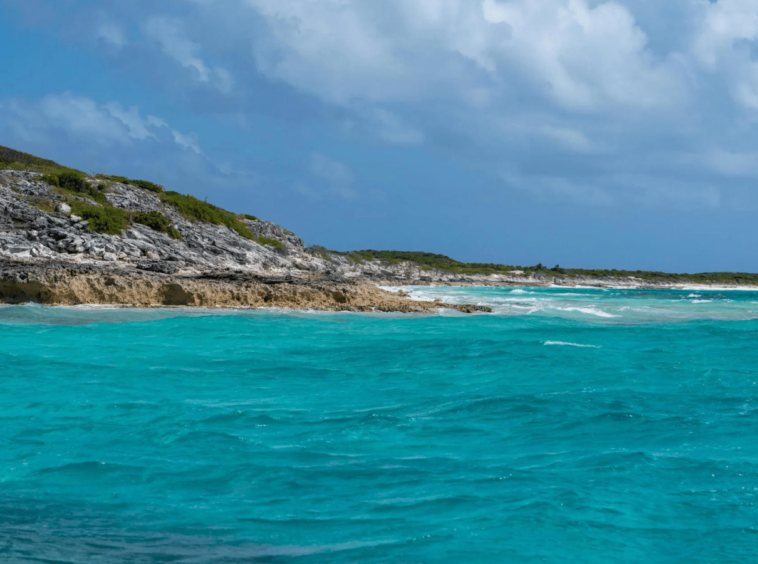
(1, 287, 758, 563)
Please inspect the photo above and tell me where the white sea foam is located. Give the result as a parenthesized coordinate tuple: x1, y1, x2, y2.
(544, 341, 600, 348)
(558, 306, 619, 318)
(509, 289, 528, 295)
(691, 300, 713, 304)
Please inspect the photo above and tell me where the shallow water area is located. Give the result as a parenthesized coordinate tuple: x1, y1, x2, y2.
(384, 285, 758, 323)
(1, 288, 757, 562)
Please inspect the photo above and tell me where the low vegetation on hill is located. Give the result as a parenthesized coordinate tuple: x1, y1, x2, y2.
(70, 202, 130, 236)
(96, 175, 164, 194)
(337, 250, 520, 275)
(0, 146, 63, 172)
(3, 144, 758, 283)
(0, 145, 282, 249)
(40, 171, 108, 205)
(158, 191, 282, 249)
(337, 250, 758, 285)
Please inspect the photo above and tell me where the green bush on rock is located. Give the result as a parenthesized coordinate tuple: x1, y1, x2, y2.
(134, 211, 182, 240)
(129, 180, 163, 193)
(159, 191, 255, 240)
(71, 203, 129, 235)
(42, 172, 107, 205)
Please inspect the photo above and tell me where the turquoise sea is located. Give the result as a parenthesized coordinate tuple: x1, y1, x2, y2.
(1, 286, 758, 563)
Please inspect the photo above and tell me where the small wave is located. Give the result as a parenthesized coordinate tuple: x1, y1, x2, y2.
(687, 294, 701, 298)
(509, 289, 528, 295)
(544, 341, 600, 348)
(691, 300, 712, 304)
(558, 306, 619, 318)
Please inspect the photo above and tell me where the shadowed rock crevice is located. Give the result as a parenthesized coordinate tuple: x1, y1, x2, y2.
(0, 280, 56, 304)
(162, 283, 195, 306)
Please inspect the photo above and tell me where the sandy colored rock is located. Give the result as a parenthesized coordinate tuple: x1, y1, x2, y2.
(0, 261, 492, 313)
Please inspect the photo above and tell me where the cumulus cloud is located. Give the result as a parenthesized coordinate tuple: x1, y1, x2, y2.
(243, 0, 683, 112)
(9, 0, 758, 209)
(692, 0, 758, 69)
(481, 0, 682, 110)
(690, 0, 758, 112)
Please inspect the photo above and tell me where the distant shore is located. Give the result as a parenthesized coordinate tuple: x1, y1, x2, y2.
(3, 258, 756, 315)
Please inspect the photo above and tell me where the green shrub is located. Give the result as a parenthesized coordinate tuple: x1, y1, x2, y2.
(133, 211, 182, 240)
(134, 210, 170, 232)
(95, 175, 163, 193)
(43, 171, 107, 205)
(40, 174, 59, 187)
(159, 191, 255, 240)
(258, 236, 284, 250)
(129, 179, 163, 193)
(243, 214, 259, 221)
(71, 203, 129, 235)
(98, 175, 129, 184)
(57, 171, 88, 192)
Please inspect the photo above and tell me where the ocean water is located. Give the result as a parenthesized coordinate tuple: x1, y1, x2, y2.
(1, 286, 758, 563)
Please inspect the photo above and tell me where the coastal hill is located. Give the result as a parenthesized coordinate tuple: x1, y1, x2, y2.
(0, 145, 755, 309)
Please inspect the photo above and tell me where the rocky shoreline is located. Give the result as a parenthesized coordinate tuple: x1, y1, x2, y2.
(1, 167, 754, 313)
(0, 261, 493, 313)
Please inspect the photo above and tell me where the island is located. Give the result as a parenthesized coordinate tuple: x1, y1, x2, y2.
(1, 144, 756, 311)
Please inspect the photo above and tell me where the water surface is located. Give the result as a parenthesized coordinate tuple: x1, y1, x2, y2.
(1, 288, 757, 562)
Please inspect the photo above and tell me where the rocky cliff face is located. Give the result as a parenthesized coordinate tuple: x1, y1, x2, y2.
(0, 168, 524, 286)
(0, 170, 317, 272)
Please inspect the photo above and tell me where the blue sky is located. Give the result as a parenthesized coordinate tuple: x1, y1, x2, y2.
(1, 0, 758, 272)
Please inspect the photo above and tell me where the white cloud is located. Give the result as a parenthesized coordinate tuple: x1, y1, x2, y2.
(143, 17, 234, 93)
(0, 93, 201, 153)
(481, 0, 682, 110)
(97, 22, 126, 47)
(171, 130, 202, 154)
(242, 0, 683, 112)
(104, 102, 156, 140)
(690, 0, 758, 112)
(706, 149, 758, 177)
(693, 0, 758, 69)
(29, 0, 758, 208)
(308, 153, 357, 199)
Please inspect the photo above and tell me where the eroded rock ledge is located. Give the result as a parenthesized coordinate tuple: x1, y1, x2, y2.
(0, 261, 492, 313)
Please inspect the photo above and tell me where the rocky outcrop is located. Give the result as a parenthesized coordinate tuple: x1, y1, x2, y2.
(0, 170, 499, 311)
(0, 168, 525, 289)
(0, 261, 491, 312)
